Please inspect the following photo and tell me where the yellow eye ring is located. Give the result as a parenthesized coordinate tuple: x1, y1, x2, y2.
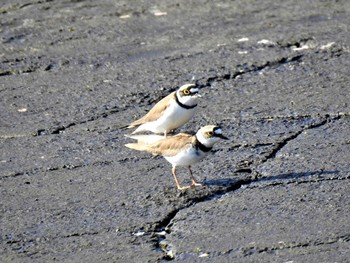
(207, 131, 214, 136)
(183, 89, 190, 95)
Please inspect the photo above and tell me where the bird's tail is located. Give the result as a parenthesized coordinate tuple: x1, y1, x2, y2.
(130, 123, 150, 134)
(125, 134, 164, 144)
(127, 123, 137, 129)
(124, 142, 149, 152)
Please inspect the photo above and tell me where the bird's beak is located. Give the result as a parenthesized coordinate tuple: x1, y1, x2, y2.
(190, 87, 202, 98)
(217, 134, 229, 140)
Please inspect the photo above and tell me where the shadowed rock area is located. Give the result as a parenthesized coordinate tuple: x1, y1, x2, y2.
(1, 0, 350, 262)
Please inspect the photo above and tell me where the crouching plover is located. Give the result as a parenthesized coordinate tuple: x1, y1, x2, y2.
(127, 84, 200, 137)
(125, 125, 228, 190)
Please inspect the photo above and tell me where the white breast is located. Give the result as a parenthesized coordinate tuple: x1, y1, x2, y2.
(150, 100, 196, 133)
(164, 147, 208, 167)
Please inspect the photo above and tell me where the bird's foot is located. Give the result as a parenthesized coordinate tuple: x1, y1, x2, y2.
(177, 185, 191, 190)
(190, 181, 204, 188)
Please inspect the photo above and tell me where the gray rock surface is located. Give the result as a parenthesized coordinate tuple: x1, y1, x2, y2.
(1, 0, 350, 262)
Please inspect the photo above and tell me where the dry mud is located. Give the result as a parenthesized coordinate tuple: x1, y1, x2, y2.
(1, 0, 350, 262)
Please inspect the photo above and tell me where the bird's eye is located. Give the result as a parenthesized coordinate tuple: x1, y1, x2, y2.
(207, 131, 214, 136)
(183, 89, 190, 95)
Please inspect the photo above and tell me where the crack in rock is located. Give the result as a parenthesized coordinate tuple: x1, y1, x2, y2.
(239, 233, 350, 257)
(142, 114, 346, 259)
(32, 89, 172, 136)
(1, 160, 113, 180)
(63, 231, 100, 238)
(199, 54, 304, 87)
(256, 115, 340, 166)
(4, 229, 106, 257)
(243, 171, 348, 190)
(149, 178, 254, 260)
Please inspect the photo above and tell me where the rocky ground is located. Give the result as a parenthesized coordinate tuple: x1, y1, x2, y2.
(1, 0, 350, 262)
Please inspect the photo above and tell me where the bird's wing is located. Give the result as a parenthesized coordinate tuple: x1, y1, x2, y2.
(128, 92, 175, 128)
(149, 133, 193, 156)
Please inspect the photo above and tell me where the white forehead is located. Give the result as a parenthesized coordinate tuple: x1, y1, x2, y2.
(214, 128, 222, 134)
(179, 84, 195, 90)
(189, 87, 199, 93)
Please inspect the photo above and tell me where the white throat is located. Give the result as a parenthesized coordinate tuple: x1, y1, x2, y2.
(176, 91, 198, 107)
(196, 131, 216, 148)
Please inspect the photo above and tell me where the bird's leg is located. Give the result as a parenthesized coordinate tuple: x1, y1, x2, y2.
(188, 166, 203, 187)
(165, 129, 177, 137)
(172, 167, 189, 190)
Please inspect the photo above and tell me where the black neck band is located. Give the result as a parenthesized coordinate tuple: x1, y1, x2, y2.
(194, 136, 212, 152)
(175, 92, 197, 109)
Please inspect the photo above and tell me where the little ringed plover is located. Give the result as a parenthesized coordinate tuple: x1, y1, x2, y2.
(127, 84, 200, 136)
(125, 125, 228, 190)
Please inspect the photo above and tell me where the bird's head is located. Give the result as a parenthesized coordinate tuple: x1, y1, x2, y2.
(176, 84, 201, 106)
(196, 125, 228, 148)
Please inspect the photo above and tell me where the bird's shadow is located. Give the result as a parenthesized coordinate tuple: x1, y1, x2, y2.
(203, 170, 340, 188)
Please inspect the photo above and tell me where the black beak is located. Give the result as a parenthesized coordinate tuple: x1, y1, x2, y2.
(196, 84, 207, 90)
(216, 134, 229, 140)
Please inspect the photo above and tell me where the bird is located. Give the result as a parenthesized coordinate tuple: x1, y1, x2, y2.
(125, 125, 228, 190)
(127, 83, 201, 137)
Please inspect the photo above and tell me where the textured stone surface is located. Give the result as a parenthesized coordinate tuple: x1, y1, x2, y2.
(1, 0, 350, 262)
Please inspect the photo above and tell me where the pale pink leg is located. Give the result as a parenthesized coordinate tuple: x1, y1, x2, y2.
(172, 167, 190, 190)
(188, 166, 203, 187)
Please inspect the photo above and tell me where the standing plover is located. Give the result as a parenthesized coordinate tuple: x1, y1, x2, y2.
(125, 125, 228, 190)
(127, 84, 200, 136)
